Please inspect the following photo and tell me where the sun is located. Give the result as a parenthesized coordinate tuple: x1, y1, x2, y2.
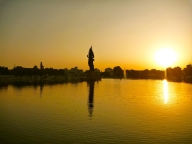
(155, 47, 177, 67)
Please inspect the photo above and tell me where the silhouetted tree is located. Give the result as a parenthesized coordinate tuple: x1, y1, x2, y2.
(33, 65, 39, 75)
(13, 66, 23, 76)
(0, 66, 9, 75)
(167, 67, 182, 82)
(113, 66, 123, 78)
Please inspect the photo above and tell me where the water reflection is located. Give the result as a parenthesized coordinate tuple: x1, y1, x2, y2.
(40, 84, 44, 97)
(33, 84, 38, 91)
(87, 81, 95, 117)
(1, 79, 192, 143)
(163, 79, 168, 104)
(0, 84, 8, 93)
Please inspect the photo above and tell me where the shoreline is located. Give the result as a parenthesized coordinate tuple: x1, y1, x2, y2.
(0, 76, 191, 87)
(0, 75, 102, 86)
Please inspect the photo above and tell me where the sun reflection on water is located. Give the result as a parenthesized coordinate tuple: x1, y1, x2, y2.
(163, 79, 168, 104)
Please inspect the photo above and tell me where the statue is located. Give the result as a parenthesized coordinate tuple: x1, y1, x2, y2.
(87, 46, 94, 71)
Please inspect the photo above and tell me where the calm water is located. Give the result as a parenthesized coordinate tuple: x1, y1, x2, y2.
(0, 79, 192, 144)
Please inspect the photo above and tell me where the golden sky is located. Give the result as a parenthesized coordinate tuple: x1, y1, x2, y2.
(0, 0, 192, 71)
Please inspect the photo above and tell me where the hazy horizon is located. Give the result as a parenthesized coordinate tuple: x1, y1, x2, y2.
(0, 0, 192, 71)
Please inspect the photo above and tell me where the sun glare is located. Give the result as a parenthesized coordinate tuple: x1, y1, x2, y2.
(163, 79, 168, 104)
(155, 47, 177, 67)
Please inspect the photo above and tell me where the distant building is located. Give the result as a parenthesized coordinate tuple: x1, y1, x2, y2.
(40, 62, 44, 70)
(126, 70, 141, 79)
(166, 66, 182, 82)
(183, 64, 192, 82)
(148, 69, 164, 79)
(126, 69, 164, 79)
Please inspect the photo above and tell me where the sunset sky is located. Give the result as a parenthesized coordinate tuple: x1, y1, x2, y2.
(0, 0, 192, 71)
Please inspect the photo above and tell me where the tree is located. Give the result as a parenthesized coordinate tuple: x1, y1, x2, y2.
(113, 66, 123, 78)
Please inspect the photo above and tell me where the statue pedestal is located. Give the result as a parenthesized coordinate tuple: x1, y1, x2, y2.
(87, 70, 96, 81)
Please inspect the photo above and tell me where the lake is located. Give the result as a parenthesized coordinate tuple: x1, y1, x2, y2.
(0, 79, 192, 144)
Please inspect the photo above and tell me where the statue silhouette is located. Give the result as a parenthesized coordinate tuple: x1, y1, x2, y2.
(87, 46, 94, 71)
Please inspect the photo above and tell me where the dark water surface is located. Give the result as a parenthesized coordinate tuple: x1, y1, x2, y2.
(0, 79, 192, 143)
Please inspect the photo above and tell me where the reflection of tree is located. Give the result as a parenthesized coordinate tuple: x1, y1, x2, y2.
(87, 81, 95, 117)
(40, 84, 44, 97)
(33, 84, 38, 91)
(0, 84, 8, 91)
